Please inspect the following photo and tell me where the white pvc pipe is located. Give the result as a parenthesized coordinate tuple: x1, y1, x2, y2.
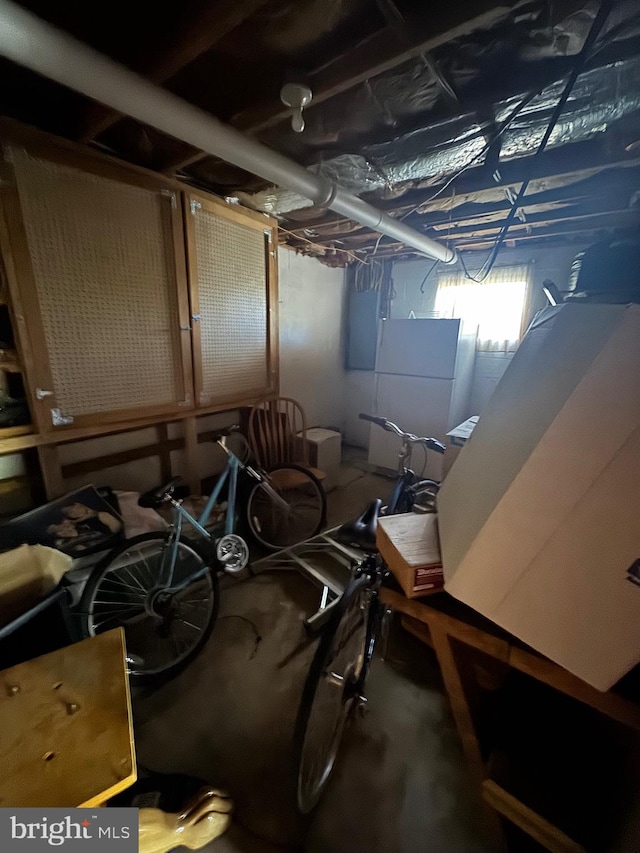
(0, 0, 457, 264)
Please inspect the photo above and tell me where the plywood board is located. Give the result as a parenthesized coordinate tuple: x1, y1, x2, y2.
(0, 628, 136, 807)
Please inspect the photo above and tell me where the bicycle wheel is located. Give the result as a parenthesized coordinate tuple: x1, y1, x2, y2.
(295, 574, 375, 813)
(79, 533, 219, 681)
(246, 464, 326, 550)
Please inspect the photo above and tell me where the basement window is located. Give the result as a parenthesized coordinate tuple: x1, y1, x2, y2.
(435, 265, 530, 352)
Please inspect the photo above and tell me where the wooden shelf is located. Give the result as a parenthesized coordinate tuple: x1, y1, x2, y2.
(0, 429, 39, 455)
(0, 360, 21, 373)
(381, 587, 640, 852)
(0, 424, 33, 440)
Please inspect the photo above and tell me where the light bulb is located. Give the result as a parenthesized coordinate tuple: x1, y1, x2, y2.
(280, 83, 312, 134)
(292, 109, 305, 133)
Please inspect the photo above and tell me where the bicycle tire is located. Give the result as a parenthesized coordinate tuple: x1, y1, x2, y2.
(295, 573, 375, 813)
(78, 532, 219, 682)
(246, 464, 326, 550)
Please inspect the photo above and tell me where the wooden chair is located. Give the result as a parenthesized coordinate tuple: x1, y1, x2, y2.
(247, 397, 326, 483)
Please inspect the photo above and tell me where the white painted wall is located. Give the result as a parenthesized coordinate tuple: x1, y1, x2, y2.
(278, 247, 347, 429)
(344, 244, 580, 448)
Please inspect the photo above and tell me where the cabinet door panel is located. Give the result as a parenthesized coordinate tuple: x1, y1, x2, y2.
(5, 147, 192, 430)
(186, 194, 277, 408)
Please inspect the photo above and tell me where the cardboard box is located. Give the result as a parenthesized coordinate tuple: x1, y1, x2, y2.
(444, 415, 479, 477)
(377, 513, 443, 598)
(296, 428, 341, 491)
(438, 304, 640, 691)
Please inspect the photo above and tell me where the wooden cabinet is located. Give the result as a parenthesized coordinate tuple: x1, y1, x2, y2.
(184, 191, 278, 410)
(0, 144, 194, 432)
(0, 126, 278, 451)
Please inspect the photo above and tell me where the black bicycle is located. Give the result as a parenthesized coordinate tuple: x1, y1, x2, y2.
(295, 415, 445, 813)
(359, 413, 444, 514)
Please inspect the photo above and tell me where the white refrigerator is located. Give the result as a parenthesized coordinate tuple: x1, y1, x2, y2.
(368, 318, 476, 480)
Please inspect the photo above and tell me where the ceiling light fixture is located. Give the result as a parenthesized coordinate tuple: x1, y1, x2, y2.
(280, 83, 312, 133)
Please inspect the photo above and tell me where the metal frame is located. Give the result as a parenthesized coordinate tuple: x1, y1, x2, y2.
(251, 527, 364, 631)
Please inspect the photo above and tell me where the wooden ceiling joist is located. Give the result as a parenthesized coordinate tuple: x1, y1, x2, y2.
(161, 2, 510, 175)
(281, 176, 639, 262)
(77, 0, 270, 143)
(283, 149, 640, 248)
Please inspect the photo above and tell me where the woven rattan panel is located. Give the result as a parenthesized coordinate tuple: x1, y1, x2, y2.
(194, 208, 268, 402)
(11, 149, 182, 417)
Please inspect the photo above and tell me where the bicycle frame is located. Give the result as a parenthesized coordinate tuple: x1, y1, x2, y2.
(386, 434, 421, 514)
(387, 468, 416, 514)
(173, 451, 242, 540)
(161, 446, 243, 587)
(161, 439, 291, 586)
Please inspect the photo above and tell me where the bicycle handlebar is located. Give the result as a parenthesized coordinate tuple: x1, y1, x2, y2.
(359, 413, 446, 454)
(359, 413, 388, 428)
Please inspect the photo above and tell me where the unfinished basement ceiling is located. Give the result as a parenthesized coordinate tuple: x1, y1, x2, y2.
(1, 0, 640, 264)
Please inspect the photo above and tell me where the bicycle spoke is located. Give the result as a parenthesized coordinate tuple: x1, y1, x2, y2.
(100, 576, 147, 597)
(137, 547, 163, 587)
(93, 608, 146, 628)
(118, 562, 149, 593)
(85, 537, 217, 678)
(177, 618, 202, 631)
(91, 599, 146, 609)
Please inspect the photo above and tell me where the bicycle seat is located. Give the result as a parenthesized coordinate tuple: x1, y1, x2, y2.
(334, 499, 382, 553)
(138, 478, 189, 509)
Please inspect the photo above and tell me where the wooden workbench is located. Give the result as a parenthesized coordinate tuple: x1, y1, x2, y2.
(380, 587, 640, 853)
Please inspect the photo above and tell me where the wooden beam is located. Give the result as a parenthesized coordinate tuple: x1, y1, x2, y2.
(482, 781, 586, 853)
(379, 588, 511, 661)
(78, 0, 270, 142)
(0, 433, 41, 456)
(37, 444, 65, 500)
(429, 625, 507, 849)
(285, 151, 640, 254)
(379, 587, 640, 734)
(162, 3, 510, 174)
(283, 144, 640, 240)
(429, 208, 637, 242)
(183, 416, 200, 496)
(234, 6, 509, 133)
(429, 624, 487, 784)
(60, 438, 184, 480)
(507, 646, 640, 733)
(449, 213, 638, 251)
(156, 423, 173, 483)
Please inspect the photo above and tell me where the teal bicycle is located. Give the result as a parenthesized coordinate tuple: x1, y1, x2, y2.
(78, 426, 326, 680)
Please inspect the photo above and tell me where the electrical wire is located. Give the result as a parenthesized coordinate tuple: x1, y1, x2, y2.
(282, 83, 549, 264)
(278, 225, 368, 265)
(460, 0, 616, 283)
(399, 87, 542, 223)
(354, 258, 384, 291)
(277, 2, 621, 270)
(419, 259, 440, 293)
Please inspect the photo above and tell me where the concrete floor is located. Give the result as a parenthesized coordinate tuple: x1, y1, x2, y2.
(131, 453, 497, 852)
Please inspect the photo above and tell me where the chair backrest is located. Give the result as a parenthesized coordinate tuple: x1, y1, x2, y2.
(248, 397, 310, 469)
